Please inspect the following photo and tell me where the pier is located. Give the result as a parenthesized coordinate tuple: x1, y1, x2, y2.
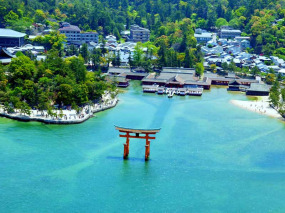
(143, 85, 203, 97)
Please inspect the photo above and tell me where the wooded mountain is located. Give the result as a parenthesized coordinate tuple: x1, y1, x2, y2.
(1, 0, 285, 56)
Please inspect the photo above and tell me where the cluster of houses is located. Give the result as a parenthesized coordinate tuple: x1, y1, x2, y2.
(0, 21, 151, 65)
(194, 26, 242, 42)
(85, 25, 150, 65)
(58, 23, 150, 66)
(0, 28, 46, 64)
(0, 23, 278, 98)
(59, 23, 150, 46)
(194, 27, 285, 77)
(106, 67, 271, 97)
(86, 35, 139, 66)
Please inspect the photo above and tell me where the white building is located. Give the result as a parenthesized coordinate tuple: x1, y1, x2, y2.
(7, 44, 45, 55)
(130, 25, 150, 43)
(194, 29, 213, 43)
(80, 32, 99, 44)
(278, 69, 285, 76)
(270, 56, 285, 66)
(240, 40, 251, 50)
(59, 22, 98, 45)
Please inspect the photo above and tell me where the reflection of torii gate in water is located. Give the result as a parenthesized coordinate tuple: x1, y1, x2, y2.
(115, 126, 161, 161)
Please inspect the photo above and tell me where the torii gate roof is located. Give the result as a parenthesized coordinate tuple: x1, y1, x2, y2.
(115, 126, 161, 134)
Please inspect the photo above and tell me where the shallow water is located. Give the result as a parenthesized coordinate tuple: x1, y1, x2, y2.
(0, 81, 284, 213)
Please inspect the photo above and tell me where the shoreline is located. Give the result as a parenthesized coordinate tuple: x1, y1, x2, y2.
(230, 96, 284, 120)
(0, 98, 118, 125)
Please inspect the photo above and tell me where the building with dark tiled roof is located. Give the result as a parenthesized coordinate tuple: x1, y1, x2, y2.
(219, 29, 241, 39)
(106, 75, 129, 88)
(141, 68, 211, 89)
(59, 23, 98, 45)
(227, 80, 249, 91)
(246, 83, 270, 96)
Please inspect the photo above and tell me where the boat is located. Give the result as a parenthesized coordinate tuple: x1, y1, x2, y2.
(178, 88, 186, 96)
(143, 85, 158, 93)
(185, 85, 203, 96)
(168, 90, 174, 98)
(157, 87, 165, 95)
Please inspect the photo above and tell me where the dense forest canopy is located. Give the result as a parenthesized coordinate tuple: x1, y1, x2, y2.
(1, 0, 285, 56)
(0, 50, 115, 114)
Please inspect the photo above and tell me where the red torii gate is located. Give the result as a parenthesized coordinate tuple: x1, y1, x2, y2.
(115, 126, 161, 161)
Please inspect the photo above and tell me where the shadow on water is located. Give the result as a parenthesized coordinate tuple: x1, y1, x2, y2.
(148, 97, 173, 128)
(106, 156, 151, 163)
(256, 151, 285, 169)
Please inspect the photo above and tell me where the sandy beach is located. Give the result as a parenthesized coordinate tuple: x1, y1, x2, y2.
(230, 96, 283, 120)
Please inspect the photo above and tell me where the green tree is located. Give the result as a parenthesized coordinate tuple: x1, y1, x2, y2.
(34, 9, 47, 23)
(4, 10, 19, 23)
(133, 42, 144, 67)
(16, 101, 31, 116)
(73, 84, 89, 105)
(37, 91, 51, 111)
(22, 80, 37, 106)
(265, 73, 276, 85)
(33, 31, 66, 52)
(57, 84, 73, 106)
(68, 56, 87, 83)
(8, 55, 36, 87)
(216, 18, 228, 28)
(195, 62, 204, 78)
(221, 62, 228, 71)
(210, 64, 217, 73)
(251, 66, 260, 76)
(3, 102, 14, 114)
(80, 43, 89, 64)
(269, 79, 280, 108)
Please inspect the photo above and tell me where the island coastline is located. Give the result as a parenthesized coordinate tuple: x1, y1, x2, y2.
(0, 97, 118, 125)
(230, 96, 284, 121)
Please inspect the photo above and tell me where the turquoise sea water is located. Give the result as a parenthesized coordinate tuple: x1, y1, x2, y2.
(0, 81, 284, 213)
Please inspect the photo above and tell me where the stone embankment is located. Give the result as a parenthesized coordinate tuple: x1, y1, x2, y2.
(0, 98, 118, 125)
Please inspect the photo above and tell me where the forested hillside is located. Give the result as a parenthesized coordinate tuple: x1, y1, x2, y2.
(1, 0, 285, 56)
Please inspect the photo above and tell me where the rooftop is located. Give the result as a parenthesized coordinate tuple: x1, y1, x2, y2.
(247, 83, 270, 92)
(106, 76, 128, 83)
(194, 32, 212, 38)
(162, 67, 195, 75)
(81, 32, 98, 35)
(130, 25, 150, 32)
(221, 29, 241, 33)
(108, 68, 130, 74)
(0, 28, 26, 38)
(59, 25, 81, 32)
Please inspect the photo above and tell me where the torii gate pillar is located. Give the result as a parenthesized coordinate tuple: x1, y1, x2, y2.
(115, 126, 161, 161)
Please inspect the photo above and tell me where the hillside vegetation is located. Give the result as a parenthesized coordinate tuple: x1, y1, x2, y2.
(1, 0, 285, 57)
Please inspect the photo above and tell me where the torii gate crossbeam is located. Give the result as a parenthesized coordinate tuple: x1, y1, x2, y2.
(115, 126, 161, 161)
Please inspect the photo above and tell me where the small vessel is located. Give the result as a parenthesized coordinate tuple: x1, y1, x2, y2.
(157, 87, 165, 95)
(186, 86, 203, 96)
(143, 85, 158, 93)
(178, 88, 186, 96)
(168, 90, 174, 98)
